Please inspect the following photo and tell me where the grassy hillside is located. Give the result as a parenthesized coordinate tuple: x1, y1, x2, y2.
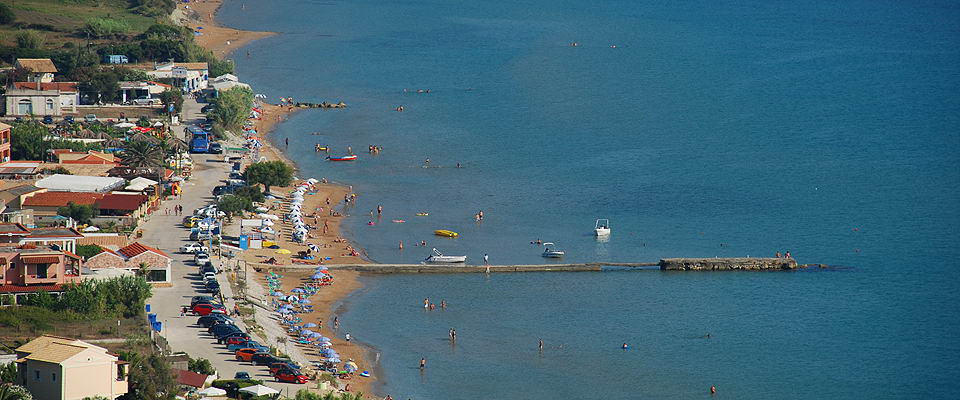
(0, 0, 160, 50)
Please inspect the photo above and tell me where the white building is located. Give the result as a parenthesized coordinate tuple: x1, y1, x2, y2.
(35, 174, 126, 193)
(131, 62, 209, 93)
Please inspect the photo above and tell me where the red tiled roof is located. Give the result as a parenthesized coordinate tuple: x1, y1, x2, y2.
(94, 245, 120, 257)
(0, 223, 31, 235)
(61, 154, 118, 165)
(172, 369, 207, 388)
(95, 194, 148, 211)
(0, 284, 64, 294)
(118, 242, 169, 259)
(13, 82, 78, 91)
(23, 192, 102, 207)
(20, 255, 61, 264)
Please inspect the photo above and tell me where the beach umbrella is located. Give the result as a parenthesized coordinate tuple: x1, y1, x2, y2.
(301, 329, 314, 336)
(275, 248, 291, 254)
(256, 206, 269, 212)
(239, 385, 279, 396)
(261, 219, 275, 226)
(308, 243, 321, 252)
(259, 213, 279, 220)
(303, 322, 318, 328)
(299, 298, 311, 304)
(307, 178, 318, 184)
(198, 386, 227, 396)
(317, 266, 329, 271)
(114, 122, 136, 128)
(309, 331, 322, 338)
(286, 295, 299, 302)
(271, 291, 284, 296)
(311, 273, 325, 280)
(291, 288, 305, 293)
(278, 308, 293, 314)
(260, 226, 274, 233)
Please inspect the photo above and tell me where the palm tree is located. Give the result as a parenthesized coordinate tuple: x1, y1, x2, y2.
(136, 262, 150, 278)
(120, 140, 163, 168)
(0, 384, 33, 400)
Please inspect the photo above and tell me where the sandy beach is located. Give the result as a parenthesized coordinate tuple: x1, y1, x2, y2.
(178, 1, 380, 396)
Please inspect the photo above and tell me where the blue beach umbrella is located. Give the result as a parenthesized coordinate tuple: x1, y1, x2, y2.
(311, 273, 325, 280)
(303, 323, 318, 328)
(272, 291, 283, 296)
(299, 298, 311, 304)
(292, 288, 305, 293)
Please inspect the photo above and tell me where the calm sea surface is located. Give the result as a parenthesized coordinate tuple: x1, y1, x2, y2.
(218, 0, 960, 398)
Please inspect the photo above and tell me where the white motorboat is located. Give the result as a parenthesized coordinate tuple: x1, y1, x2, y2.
(542, 242, 565, 258)
(595, 219, 611, 236)
(425, 248, 467, 263)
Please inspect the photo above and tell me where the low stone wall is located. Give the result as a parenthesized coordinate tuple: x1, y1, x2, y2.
(659, 257, 798, 271)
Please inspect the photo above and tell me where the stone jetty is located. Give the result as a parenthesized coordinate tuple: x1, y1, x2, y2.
(658, 257, 798, 271)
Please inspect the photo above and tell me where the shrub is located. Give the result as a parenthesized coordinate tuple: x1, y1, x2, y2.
(84, 18, 131, 39)
(0, 4, 14, 25)
(188, 358, 216, 375)
(76, 244, 104, 259)
(15, 30, 45, 50)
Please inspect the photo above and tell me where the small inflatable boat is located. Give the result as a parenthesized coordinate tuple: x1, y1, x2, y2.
(327, 155, 358, 161)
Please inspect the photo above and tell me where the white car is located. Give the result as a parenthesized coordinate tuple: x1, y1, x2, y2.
(194, 253, 211, 265)
(180, 243, 209, 254)
(203, 272, 216, 281)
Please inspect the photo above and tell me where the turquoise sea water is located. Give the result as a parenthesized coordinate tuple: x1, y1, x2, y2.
(218, 0, 959, 398)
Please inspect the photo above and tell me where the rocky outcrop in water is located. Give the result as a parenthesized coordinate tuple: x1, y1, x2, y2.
(659, 257, 798, 271)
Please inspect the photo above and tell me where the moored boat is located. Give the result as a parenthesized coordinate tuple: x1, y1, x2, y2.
(425, 248, 467, 263)
(595, 218, 611, 236)
(327, 155, 358, 161)
(542, 242, 565, 258)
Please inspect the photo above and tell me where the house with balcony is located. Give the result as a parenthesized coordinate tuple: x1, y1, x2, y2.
(0, 122, 10, 163)
(130, 62, 209, 93)
(0, 244, 82, 300)
(15, 335, 128, 400)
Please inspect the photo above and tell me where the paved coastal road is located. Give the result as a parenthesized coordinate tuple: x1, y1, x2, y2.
(139, 99, 311, 396)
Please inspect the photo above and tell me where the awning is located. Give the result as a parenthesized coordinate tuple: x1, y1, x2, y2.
(21, 255, 60, 264)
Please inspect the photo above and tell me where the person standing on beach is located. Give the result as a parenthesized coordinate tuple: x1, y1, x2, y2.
(334, 316, 339, 330)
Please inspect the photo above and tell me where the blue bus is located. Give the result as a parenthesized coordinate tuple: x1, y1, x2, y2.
(189, 126, 210, 153)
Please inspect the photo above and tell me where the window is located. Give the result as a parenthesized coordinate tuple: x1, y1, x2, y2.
(17, 99, 32, 115)
(45, 98, 54, 111)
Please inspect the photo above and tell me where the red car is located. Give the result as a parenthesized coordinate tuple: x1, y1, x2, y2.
(225, 335, 252, 346)
(234, 348, 259, 362)
(192, 303, 226, 316)
(274, 369, 309, 384)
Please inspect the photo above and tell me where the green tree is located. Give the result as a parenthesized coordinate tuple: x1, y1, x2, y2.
(120, 140, 163, 168)
(217, 194, 252, 221)
(187, 358, 215, 376)
(0, 384, 33, 400)
(78, 68, 121, 104)
(0, 4, 15, 25)
(157, 89, 183, 113)
(10, 121, 48, 161)
(233, 185, 265, 203)
(76, 244, 104, 259)
(84, 18, 131, 39)
(0, 362, 17, 384)
(39, 166, 72, 175)
(57, 202, 97, 225)
(15, 30, 44, 50)
(243, 161, 293, 193)
(120, 352, 176, 400)
(208, 86, 254, 131)
(135, 262, 150, 278)
(136, 116, 151, 128)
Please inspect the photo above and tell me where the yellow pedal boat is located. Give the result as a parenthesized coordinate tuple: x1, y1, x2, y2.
(434, 229, 459, 238)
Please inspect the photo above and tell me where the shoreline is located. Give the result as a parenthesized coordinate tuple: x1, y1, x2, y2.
(177, 0, 382, 397)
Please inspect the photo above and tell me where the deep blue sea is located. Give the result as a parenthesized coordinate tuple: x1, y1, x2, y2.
(218, 0, 960, 398)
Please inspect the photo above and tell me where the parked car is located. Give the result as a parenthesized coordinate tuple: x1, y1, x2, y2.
(189, 230, 212, 242)
(209, 142, 223, 154)
(63, 115, 75, 124)
(131, 98, 160, 105)
(194, 252, 211, 265)
(274, 369, 309, 384)
(201, 104, 217, 113)
(234, 348, 260, 362)
(228, 341, 266, 352)
(269, 361, 301, 375)
(225, 335, 255, 346)
(84, 114, 97, 123)
(229, 171, 244, 180)
(42, 116, 54, 124)
(203, 272, 216, 281)
(197, 314, 232, 328)
(180, 243, 209, 254)
(205, 281, 221, 294)
(234, 371, 251, 380)
(191, 295, 215, 307)
(251, 353, 280, 366)
(211, 324, 241, 337)
(192, 303, 226, 316)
